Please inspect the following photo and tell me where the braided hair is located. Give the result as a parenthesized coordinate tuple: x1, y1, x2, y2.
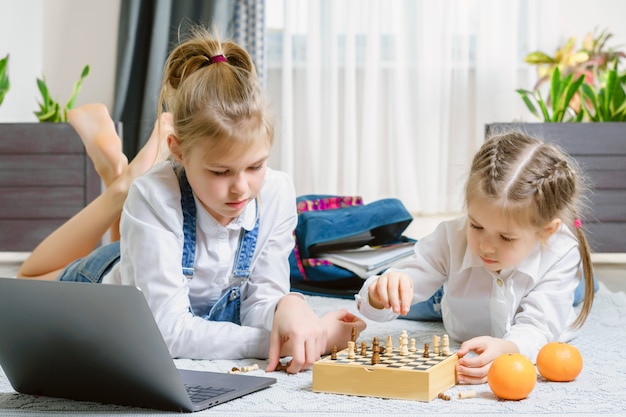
(465, 131, 594, 328)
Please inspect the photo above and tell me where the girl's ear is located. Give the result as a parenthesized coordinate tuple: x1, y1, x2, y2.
(541, 218, 562, 242)
(168, 134, 183, 163)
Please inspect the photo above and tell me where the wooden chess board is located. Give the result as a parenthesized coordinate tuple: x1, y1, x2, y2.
(312, 341, 458, 402)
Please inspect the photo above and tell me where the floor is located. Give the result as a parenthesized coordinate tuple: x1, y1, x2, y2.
(1, 215, 624, 293)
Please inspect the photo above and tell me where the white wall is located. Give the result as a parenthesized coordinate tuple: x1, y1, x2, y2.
(0, 0, 43, 121)
(559, 0, 626, 48)
(0, 0, 120, 122)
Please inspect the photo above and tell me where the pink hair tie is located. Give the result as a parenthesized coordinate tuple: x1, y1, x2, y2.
(574, 219, 582, 229)
(209, 54, 228, 64)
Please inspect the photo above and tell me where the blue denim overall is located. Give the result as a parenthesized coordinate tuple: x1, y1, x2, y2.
(178, 169, 259, 325)
(59, 168, 259, 327)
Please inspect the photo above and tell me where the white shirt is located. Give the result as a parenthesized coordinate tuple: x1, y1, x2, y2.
(103, 162, 297, 360)
(356, 216, 582, 361)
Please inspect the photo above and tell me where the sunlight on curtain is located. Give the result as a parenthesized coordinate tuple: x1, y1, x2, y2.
(266, 0, 556, 214)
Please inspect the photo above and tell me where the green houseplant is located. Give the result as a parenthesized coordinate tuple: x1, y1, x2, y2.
(517, 28, 626, 122)
(487, 28, 626, 253)
(34, 64, 90, 122)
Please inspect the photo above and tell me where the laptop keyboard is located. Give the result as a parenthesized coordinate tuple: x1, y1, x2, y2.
(185, 384, 235, 403)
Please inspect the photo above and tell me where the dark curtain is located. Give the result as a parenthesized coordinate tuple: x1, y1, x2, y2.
(113, 0, 236, 159)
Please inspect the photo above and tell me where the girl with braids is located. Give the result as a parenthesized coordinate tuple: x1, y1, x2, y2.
(18, 28, 365, 373)
(356, 131, 596, 384)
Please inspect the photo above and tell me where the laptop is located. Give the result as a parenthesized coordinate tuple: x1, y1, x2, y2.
(0, 277, 276, 412)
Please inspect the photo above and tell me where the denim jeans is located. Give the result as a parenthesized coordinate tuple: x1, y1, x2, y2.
(58, 241, 121, 283)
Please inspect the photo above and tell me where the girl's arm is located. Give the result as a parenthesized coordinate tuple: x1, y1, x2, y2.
(238, 170, 298, 331)
(119, 166, 271, 359)
(356, 220, 453, 320)
(456, 244, 582, 384)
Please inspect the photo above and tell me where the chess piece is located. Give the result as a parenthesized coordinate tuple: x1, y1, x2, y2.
(331, 345, 337, 360)
(409, 338, 416, 353)
(385, 335, 393, 356)
(241, 364, 259, 372)
(423, 343, 430, 358)
(361, 341, 367, 356)
(347, 341, 356, 359)
(442, 334, 450, 356)
(433, 335, 441, 355)
(458, 390, 476, 399)
(399, 331, 409, 356)
(371, 344, 381, 365)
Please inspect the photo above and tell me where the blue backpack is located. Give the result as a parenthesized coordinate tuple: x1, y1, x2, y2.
(289, 194, 414, 298)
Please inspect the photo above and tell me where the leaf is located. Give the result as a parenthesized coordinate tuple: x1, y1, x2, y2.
(34, 64, 90, 122)
(560, 74, 585, 117)
(524, 51, 555, 65)
(581, 83, 599, 121)
(575, 107, 585, 121)
(35, 102, 61, 123)
(64, 65, 90, 112)
(534, 91, 551, 122)
(613, 100, 626, 121)
(568, 51, 590, 66)
(603, 67, 618, 117)
(36, 77, 52, 104)
(516, 89, 542, 120)
(549, 67, 562, 114)
(0, 54, 9, 106)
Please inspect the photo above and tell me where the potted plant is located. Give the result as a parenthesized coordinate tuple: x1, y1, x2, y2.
(34, 64, 89, 122)
(0, 63, 101, 251)
(486, 28, 626, 253)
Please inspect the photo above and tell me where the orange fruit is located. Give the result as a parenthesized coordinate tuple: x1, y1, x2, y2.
(487, 353, 537, 400)
(536, 342, 583, 382)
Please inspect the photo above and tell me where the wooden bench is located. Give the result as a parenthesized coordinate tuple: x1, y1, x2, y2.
(0, 123, 100, 251)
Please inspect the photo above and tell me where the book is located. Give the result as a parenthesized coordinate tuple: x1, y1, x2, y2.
(318, 242, 415, 278)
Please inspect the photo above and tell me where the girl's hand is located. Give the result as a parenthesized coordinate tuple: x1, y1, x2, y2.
(319, 309, 366, 354)
(456, 336, 520, 384)
(367, 271, 414, 315)
(266, 294, 327, 374)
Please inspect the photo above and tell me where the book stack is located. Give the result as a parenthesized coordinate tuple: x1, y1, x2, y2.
(317, 242, 415, 278)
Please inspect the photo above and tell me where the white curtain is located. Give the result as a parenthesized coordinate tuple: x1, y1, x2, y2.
(266, 0, 559, 214)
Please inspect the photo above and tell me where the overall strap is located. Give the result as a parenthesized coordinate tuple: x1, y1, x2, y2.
(177, 168, 197, 277)
(231, 198, 260, 280)
(177, 164, 260, 281)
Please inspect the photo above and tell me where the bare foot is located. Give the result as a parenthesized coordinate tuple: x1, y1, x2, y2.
(68, 103, 128, 187)
(124, 112, 173, 183)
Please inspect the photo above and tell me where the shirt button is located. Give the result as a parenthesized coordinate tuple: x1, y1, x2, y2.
(496, 278, 503, 287)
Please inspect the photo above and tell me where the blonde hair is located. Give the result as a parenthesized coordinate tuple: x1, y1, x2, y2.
(466, 131, 594, 328)
(158, 26, 273, 165)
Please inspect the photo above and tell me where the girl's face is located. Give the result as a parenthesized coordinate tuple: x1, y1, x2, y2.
(173, 137, 270, 226)
(466, 196, 542, 272)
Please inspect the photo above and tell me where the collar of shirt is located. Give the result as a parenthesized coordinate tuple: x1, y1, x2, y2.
(195, 196, 259, 235)
(456, 222, 577, 284)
